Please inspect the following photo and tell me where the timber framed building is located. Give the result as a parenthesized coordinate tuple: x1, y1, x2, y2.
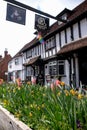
(8, 0, 87, 87)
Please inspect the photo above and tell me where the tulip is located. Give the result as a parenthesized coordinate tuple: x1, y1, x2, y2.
(0, 78, 3, 85)
(55, 79, 61, 86)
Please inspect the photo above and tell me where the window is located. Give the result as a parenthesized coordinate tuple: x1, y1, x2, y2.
(61, 14, 67, 20)
(58, 60, 65, 75)
(46, 52, 48, 57)
(15, 58, 19, 65)
(32, 48, 34, 56)
(49, 61, 57, 75)
(45, 36, 56, 50)
(26, 50, 32, 58)
(38, 45, 41, 55)
(51, 37, 55, 47)
(58, 14, 67, 25)
(35, 66, 39, 76)
(49, 60, 65, 76)
(27, 66, 33, 76)
(61, 30, 65, 47)
(34, 46, 39, 56)
(16, 70, 21, 78)
(8, 72, 13, 81)
(49, 65, 58, 75)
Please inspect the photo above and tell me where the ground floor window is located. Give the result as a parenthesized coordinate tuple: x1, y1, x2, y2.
(58, 60, 65, 76)
(49, 61, 57, 76)
(8, 72, 13, 81)
(49, 60, 65, 76)
(16, 70, 21, 78)
(49, 65, 57, 75)
(27, 66, 33, 76)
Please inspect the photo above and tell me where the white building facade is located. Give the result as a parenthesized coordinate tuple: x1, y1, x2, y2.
(8, 53, 25, 82)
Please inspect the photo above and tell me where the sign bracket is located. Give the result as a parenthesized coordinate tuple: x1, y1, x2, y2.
(4, 0, 67, 23)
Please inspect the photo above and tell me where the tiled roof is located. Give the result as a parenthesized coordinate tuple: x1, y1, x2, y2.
(24, 55, 40, 66)
(57, 37, 87, 55)
(21, 38, 37, 52)
(67, 0, 87, 21)
(46, 0, 87, 35)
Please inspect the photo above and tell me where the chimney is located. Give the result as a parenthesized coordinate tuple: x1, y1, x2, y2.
(4, 48, 8, 57)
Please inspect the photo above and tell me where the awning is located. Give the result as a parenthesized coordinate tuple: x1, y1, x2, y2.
(24, 56, 42, 66)
(57, 37, 87, 55)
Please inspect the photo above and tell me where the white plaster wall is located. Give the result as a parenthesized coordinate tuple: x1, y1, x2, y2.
(22, 69, 26, 81)
(73, 23, 79, 41)
(8, 57, 23, 72)
(66, 27, 71, 44)
(56, 33, 60, 52)
(61, 30, 65, 47)
(22, 53, 27, 63)
(61, 60, 70, 85)
(80, 18, 87, 37)
(41, 43, 45, 58)
(46, 52, 48, 58)
(8, 61, 12, 72)
(53, 48, 56, 55)
(8, 56, 25, 82)
(19, 70, 23, 81)
(49, 50, 52, 56)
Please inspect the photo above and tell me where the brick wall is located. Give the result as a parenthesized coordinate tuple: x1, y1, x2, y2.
(0, 51, 12, 81)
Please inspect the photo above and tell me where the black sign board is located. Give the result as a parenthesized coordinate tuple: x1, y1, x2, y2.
(34, 14, 49, 31)
(6, 3, 26, 25)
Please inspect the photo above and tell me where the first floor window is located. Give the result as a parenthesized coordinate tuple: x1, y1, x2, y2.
(15, 58, 19, 65)
(26, 50, 32, 58)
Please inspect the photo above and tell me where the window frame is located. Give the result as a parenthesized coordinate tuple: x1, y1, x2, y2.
(58, 60, 65, 76)
(26, 50, 32, 58)
(45, 36, 56, 51)
(15, 58, 19, 65)
(49, 60, 65, 76)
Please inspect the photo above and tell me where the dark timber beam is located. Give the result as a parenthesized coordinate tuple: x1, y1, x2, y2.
(4, 0, 67, 23)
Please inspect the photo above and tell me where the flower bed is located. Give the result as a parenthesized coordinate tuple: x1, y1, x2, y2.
(0, 82, 87, 130)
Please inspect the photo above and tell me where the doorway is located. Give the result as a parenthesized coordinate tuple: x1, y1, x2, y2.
(79, 52, 87, 85)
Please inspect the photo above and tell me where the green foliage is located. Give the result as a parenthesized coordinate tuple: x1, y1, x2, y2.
(0, 83, 87, 130)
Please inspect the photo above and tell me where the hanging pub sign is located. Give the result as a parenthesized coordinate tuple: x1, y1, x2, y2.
(34, 14, 49, 31)
(6, 3, 26, 25)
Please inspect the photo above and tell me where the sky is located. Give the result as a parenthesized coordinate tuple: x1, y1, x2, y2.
(0, 0, 85, 57)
